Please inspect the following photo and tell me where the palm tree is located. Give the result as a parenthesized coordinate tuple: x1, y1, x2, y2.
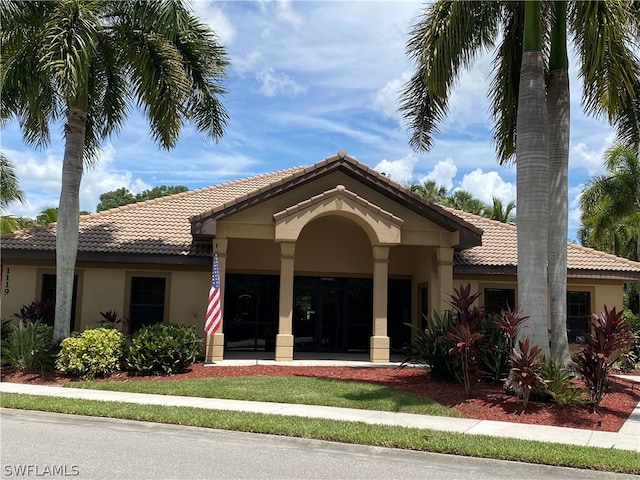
(400, 0, 640, 361)
(409, 180, 448, 204)
(487, 197, 515, 224)
(36, 207, 59, 225)
(579, 145, 640, 262)
(1, 1, 228, 344)
(0, 152, 24, 209)
(444, 190, 488, 216)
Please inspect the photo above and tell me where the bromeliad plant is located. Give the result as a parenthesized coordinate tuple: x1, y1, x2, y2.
(505, 338, 546, 409)
(574, 306, 634, 408)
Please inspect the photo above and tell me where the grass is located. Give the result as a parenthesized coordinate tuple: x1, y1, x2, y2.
(67, 376, 458, 417)
(2, 392, 639, 474)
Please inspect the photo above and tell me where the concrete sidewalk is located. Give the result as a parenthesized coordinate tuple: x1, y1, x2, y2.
(1, 380, 638, 452)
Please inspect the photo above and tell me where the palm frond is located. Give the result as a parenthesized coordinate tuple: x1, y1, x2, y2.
(400, 1, 502, 152)
(489, 2, 524, 164)
(570, 1, 640, 120)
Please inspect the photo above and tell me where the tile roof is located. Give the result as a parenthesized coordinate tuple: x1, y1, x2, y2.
(2, 151, 639, 279)
(449, 208, 640, 279)
(1, 166, 306, 257)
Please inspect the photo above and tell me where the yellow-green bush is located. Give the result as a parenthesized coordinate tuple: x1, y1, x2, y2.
(56, 328, 126, 379)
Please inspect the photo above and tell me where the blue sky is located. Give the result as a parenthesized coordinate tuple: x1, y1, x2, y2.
(1, 0, 618, 242)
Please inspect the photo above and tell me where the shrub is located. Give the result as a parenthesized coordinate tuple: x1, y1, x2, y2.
(14, 299, 55, 326)
(574, 306, 634, 407)
(0, 320, 54, 373)
(56, 328, 126, 379)
(505, 338, 546, 409)
(540, 359, 586, 406)
(401, 311, 459, 382)
(616, 310, 640, 372)
(127, 323, 202, 375)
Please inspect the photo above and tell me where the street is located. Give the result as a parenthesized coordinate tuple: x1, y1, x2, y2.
(0, 409, 634, 480)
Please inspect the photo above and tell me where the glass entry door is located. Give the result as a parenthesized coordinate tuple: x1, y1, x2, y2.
(293, 277, 372, 352)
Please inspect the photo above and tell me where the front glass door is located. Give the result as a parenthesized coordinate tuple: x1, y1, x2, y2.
(293, 277, 371, 352)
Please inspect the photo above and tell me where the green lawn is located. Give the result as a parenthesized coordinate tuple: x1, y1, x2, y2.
(67, 375, 458, 417)
(2, 392, 638, 474)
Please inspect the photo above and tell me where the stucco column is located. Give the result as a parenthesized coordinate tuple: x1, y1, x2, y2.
(436, 247, 454, 312)
(370, 245, 390, 363)
(205, 238, 228, 363)
(276, 241, 296, 361)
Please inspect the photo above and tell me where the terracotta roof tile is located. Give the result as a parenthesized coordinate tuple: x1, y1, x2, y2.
(3, 155, 639, 278)
(446, 207, 640, 276)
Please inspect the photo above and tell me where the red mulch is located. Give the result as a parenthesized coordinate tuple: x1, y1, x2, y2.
(2, 363, 638, 433)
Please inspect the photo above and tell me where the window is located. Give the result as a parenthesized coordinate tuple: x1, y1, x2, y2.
(567, 291, 591, 343)
(40, 273, 78, 330)
(484, 288, 515, 315)
(129, 276, 167, 333)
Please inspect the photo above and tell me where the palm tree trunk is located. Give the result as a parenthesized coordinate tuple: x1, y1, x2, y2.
(516, 1, 550, 356)
(548, 2, 571, 365)
(53, 107, 86, 345)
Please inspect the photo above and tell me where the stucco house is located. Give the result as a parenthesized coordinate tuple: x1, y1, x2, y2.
(2, 151, 640, 363)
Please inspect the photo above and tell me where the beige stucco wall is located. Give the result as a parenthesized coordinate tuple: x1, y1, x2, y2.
(1, 263, 41, 321)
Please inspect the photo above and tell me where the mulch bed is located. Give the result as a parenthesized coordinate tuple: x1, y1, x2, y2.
(2, 363, 638, 433)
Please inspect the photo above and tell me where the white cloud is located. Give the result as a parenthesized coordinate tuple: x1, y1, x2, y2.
(419, 158, 458, 191)
(568, 184, 585, 243)
(257, 68, 307, 97)
(569, 132, 615, 176)
(192, 3, 236, 45)
(373, 153, 418, 185)
(458, 169, 516, 205)
(373, 72, 411, 121)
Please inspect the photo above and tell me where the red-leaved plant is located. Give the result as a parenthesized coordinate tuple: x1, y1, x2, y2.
(493, 306, 529, 355)
(574, 306, 634, 408)
(445, 284, 486, 397)
(505, 338, 546, 409)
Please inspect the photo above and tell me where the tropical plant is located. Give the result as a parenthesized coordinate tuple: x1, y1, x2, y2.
(579, 145, 639, 261)
(401, 312, 459, 382)
(574, 306, 634, 408)
(446, 321, 484, 397)
(443, 190, 488, 216)
(409, 180, 448, 204)
(35, 207, 58, 225)
(0, 320, 54, 373)
(56, 327, 127, 379)
(505, 338, 546, 409)
(1, 0, 229, 345)
(486, 197, 515, 224)
(400, 1, 640, 365)
(96, 310, 127, 331)
(0, 215, 36, 233)
(14, 299, 55, 327)
(492, 306, 529, 355)
(539, 359, 586, 406)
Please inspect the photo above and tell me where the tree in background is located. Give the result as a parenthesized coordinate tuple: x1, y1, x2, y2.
(0, 153, 24, 209)
(0, 152, 26, 233)
(486, 197, 515, 224)
(409, 180, 448, 204)
(1, 1, 229, 344)
(579, 145, 640, 313)
(97, 185, 188, 212)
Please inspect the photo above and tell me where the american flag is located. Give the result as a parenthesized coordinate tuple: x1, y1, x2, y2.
(204, 251, 222, 336)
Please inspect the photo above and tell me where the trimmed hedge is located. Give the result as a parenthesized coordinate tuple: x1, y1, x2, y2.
(127, 323, 201, 375)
